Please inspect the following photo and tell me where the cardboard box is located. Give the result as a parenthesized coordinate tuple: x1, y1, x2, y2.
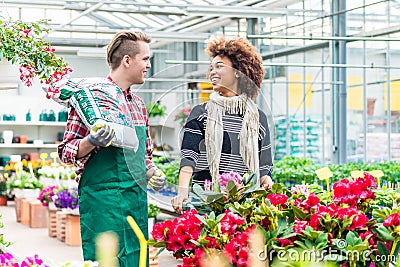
(65, 214, 81, 246)
(29, 200, 48, 228)
(20, 199, 30, 226)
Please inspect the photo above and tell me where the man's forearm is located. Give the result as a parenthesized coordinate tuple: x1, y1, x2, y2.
(77, 137, 96, 159)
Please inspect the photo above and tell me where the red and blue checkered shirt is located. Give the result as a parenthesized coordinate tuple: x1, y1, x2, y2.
(58, 82, 155, 179)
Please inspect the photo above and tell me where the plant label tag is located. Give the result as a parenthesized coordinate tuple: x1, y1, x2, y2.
(350, 170, 364, 178)
(315, 167, 333, 180)
(369, 170, 384, 178)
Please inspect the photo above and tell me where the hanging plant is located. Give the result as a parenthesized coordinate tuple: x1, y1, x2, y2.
(0, 18, 73, 98)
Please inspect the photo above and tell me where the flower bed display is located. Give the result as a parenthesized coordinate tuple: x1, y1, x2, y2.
(149, 171, 400, 267)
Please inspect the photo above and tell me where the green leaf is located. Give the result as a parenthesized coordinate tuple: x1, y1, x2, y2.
(315, 233, 328, 250)
(205, 192, 224, 203)
(291, 205, 307, 220)
(346, 231, 361, 247)
(194, 214, 208, 225)
(227, 180, 237, 195)
(373, 225, 394, 241)
(377, 241, 389, 256)
(293, 240, 308, 250)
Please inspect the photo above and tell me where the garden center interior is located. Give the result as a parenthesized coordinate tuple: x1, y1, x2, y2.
(1, 0, 400, 266)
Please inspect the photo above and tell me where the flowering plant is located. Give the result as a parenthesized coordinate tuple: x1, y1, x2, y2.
(38, 185, 59, 207)
(53, 187, 79, 210)
(174, 107, 192, 126)
(0, 175, 8, 197)
(149, 171, 400, 267)
(0, 253, 98, 267)
(8, 171, 43, 190)
(0, 253, 49, 267)
(0, 18, 72, 98)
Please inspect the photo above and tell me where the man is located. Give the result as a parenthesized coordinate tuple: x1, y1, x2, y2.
(58, 31, 165, 266)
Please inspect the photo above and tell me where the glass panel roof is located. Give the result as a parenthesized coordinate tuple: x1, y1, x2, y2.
(2, 0, 400, 51)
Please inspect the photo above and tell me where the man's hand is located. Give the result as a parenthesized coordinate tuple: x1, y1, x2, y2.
(148, 168, 166, 191)
(87, 123, 115, 147)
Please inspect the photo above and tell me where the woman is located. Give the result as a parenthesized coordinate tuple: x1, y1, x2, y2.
(171, 37, 273, 214)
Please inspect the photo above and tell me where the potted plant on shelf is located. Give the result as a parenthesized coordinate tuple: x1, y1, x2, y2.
(148, 203, 160, 236)
(174, 106, 192, 127)
(0, 174, 8, 206)
(146, 100, 167, 125)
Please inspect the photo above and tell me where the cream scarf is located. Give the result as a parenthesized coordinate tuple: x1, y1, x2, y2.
(205, 92, 260, 191)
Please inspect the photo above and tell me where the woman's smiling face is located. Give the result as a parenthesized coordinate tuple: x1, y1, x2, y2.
(208, 55, 238, 97)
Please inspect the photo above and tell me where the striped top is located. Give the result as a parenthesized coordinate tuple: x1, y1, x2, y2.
(180, 103, 273, 187)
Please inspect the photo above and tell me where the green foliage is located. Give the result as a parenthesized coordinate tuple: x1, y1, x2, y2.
(154, 157, 179, 186)
(0, 214, 11, 249)
(273, 156, 400, 187)
(0, 175, 7, 197)
(148, 203, 161, 218)
(146, 101, 167, 118)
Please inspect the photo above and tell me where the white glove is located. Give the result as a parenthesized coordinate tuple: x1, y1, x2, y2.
(148, 169, 166, 191)
(87, 123, 115, 147)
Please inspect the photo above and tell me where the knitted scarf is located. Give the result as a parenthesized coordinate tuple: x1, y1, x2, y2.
(205, 92, 260, 191)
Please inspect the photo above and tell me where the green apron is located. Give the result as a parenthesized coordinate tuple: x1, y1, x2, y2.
(78, 126, 148, 267)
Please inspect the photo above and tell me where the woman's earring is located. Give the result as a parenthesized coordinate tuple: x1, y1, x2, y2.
(235, 73, 239, 78)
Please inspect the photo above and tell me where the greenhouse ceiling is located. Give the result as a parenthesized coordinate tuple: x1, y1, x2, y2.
(2, 0, 400, 52)
(0, 0, 297, 47)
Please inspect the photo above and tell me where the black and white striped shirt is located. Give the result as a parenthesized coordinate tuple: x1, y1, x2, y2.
(180, 103, 273, 187)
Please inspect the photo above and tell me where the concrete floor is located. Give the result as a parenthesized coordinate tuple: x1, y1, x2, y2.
(0, 201, 181, 266)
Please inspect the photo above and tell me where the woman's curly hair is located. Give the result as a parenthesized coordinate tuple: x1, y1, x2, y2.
(205, 37, 265, 99)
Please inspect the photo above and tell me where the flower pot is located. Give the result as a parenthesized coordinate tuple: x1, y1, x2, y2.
(148, 116, 165, 126)
(22, 188, 40, 200)
(0, 196, 7, 206)
(65, 214, 81, 246)
(148, 217, 155, 237)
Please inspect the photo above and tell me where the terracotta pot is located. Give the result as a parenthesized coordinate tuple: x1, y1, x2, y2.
(0, 196, 7, 206)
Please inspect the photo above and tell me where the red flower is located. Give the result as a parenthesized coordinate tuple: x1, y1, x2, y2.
(151, 209, 203, 257)
(179, 248, 205, 267)
(223, 229, 251, 267)
(305, 193, 320, 207)
(276, 238, 294, 247)
(363, 172, 377, 188)
(383, 213, 400, 227)
(348, 213, 369, 230)
(266, 193, 288, 207)
(220, 210, 245, 236)
(294, 219, 308, 234)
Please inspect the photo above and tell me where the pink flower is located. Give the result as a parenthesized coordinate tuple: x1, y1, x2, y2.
(219, 171, 243, 188)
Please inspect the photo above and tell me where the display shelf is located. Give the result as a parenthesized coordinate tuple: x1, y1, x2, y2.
(0, 121, 66, 159)
(148, 122, 175, 129)
(0, 121, 66, 127)
(0, 144, 59, 149)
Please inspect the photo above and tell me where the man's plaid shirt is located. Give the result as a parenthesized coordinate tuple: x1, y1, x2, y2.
(58, 81, 155, 179)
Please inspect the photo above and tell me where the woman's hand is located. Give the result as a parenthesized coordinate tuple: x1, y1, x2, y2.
(260, 175, 273, 190)
(171, 192, 189, 214)
(172, 166, 193, 214)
